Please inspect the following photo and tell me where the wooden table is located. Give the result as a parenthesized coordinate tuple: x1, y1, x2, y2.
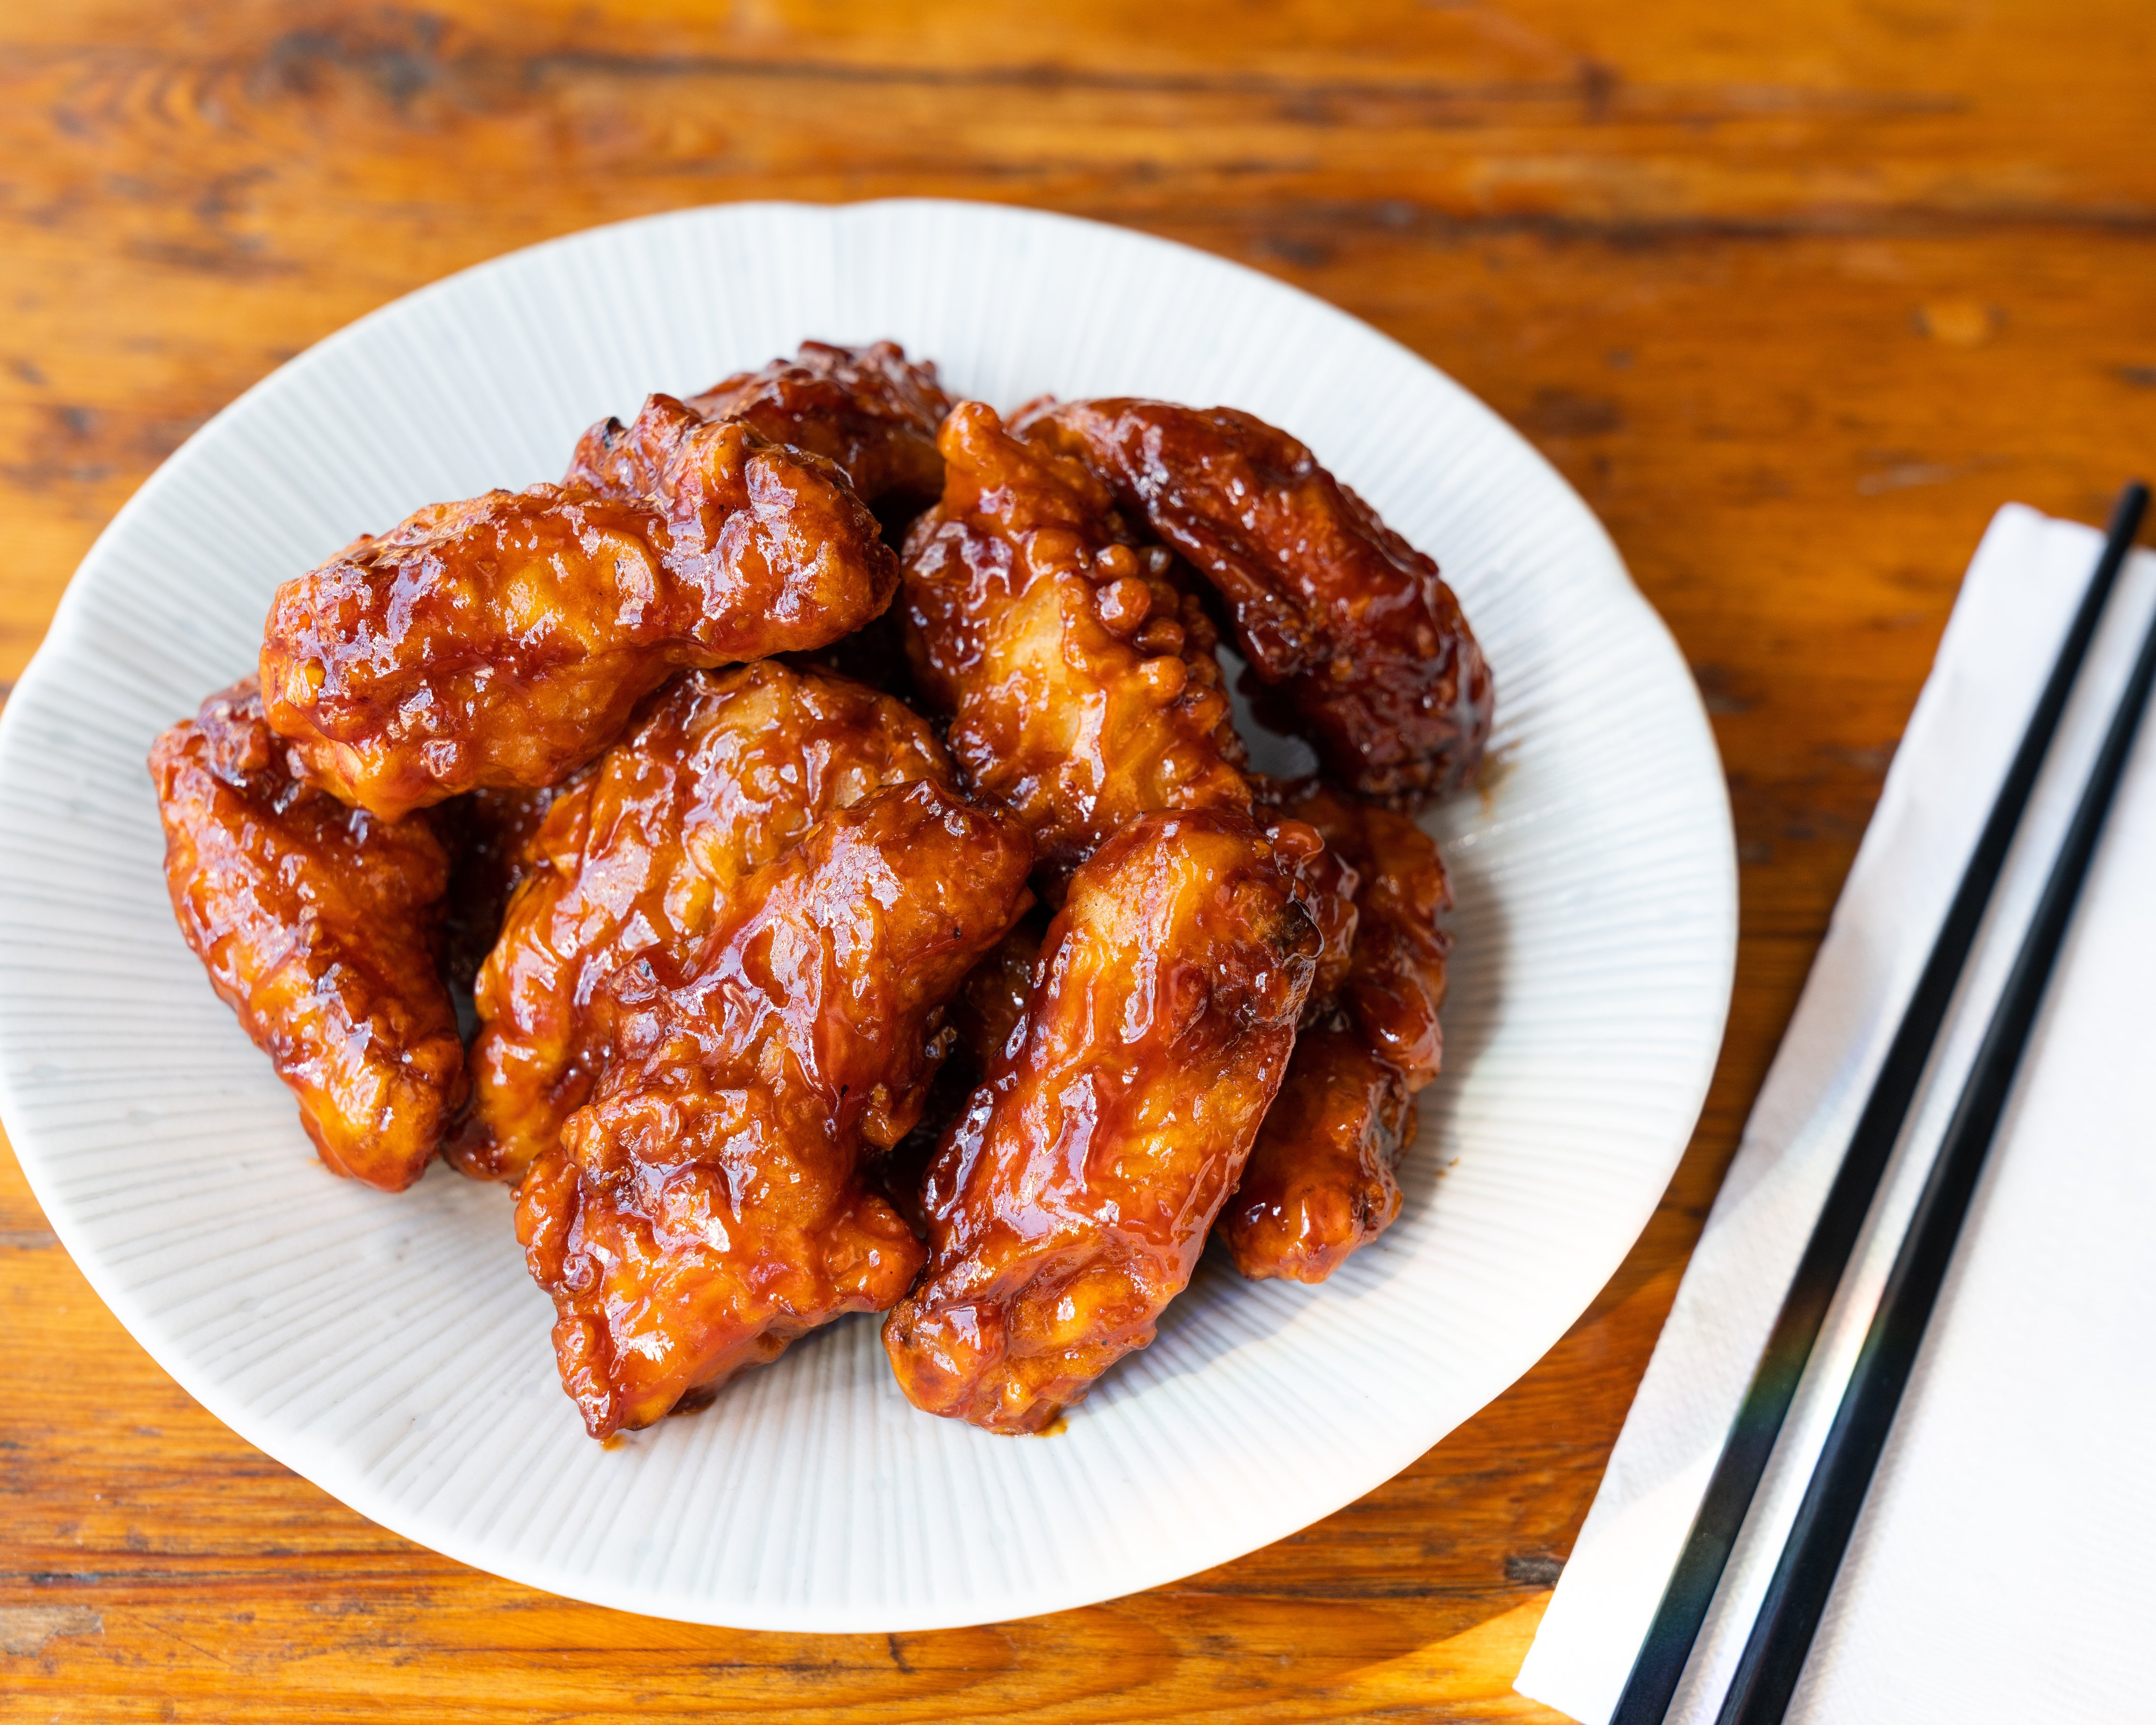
(3, 2, 2150, 1717)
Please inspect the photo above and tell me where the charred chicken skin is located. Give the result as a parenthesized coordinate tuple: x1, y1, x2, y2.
(149, 679, 465, 1191)
(518, 779, 1033, 1437)
(1218, 777, 1453, 1282)
(884, 809, 1319, 1434)
(259, 419, 898, 820)
(1013, 398, 1492, 804)
(899, 401, 1251, 884)
(457, 660, 959, 1184)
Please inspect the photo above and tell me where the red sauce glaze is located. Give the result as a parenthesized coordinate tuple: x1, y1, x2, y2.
(517, 779, 1033, 1437)
(884, 809, 1318, 1433)
(457, 660, 959, 1184)
(899, 401, 1251, 886)
(260, 419, 897, 820)
(1014, 397, 1493, 804)
(149, 679, 465, 1191)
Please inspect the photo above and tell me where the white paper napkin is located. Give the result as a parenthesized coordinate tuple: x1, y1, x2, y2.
(1514, 504, 2156, 1725)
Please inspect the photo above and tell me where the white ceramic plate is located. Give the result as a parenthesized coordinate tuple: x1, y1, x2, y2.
(0, 199, 1734, 1632)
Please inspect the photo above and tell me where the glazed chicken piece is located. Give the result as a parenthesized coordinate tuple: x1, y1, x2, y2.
(1291, 779, 1454, 1090)
(892, 787, 1400, 1289)
(259, 418, 897, 820)
(686, 340, 951, 509)
(899, 401, 1251, 884)
(1013, 398, 1493, 804)
(518, 779, 1033, 1437)
(149, 679, 465, 1192)
(1221, 1029, 1418, 1284)
(456, 660, 961, 1184)
(1218, 778, 1454, 1282)
(569, 340, 952, 513)
(884, 809, 1319, 1434)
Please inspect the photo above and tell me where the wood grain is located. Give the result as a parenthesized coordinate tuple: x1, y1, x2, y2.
(2, 0, 2152, 1717)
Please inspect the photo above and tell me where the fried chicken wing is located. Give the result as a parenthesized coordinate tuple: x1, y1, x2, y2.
(569, 341, 951, 513)
(884, 809, 1319, 1434)
(1013, 398, 1493, 804)
(149, 679, 465, 1191)
(1216, 1030, 1414, 1284)
(1295, 781, 1454, 1088)
(899, 401, 1250, 882)
(518, 779, 1033, 1437)
(259, 419, 898, 820)
(456, 660, 961, 1184)
(1219, 777, 1453, 1282)
(697, 339, 951, 510)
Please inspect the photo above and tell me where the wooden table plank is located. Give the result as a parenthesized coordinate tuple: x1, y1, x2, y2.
(3, 1, 2152, 1717)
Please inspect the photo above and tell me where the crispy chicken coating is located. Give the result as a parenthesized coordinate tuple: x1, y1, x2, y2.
(884, 810, 1319, 1434)
(456, 660, 960, 1183)
(259, 419, 898, 820)
(1293, 780, 1454, 1089)
(569, 341, 951, 513)
(149, 679, 465, 1191)
(899, 401, 1251, 883)
(1013, 398, 1493, 804)
(898, 790, 1390, 1287)
(1219, 1032, 1415, 1285)
(692, 339, 952, 510)
(1219, 778, 1453, 1282)
(517, 779, 1033, 1437)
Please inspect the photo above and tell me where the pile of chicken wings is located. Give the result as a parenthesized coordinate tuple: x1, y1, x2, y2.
(150, 341, 1493, 1439)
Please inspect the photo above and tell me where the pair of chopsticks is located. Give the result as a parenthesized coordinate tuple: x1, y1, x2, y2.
(1614, 479, 2155, 1725)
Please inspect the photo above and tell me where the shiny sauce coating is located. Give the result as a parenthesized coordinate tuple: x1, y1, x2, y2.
(900, 401, 1251, 884)
(260, 418, 897, 819)
(1219, 777, 1453, 1282)
(1015, 397, 1493, 804)
(149, 679, 465, 1191)
(518, 779, 1033, 1437)
(884, 809, 1317, 1433)
(458, 660, 957, 1183)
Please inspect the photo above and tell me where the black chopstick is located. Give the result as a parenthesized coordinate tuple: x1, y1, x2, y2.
(1610, 479, 2151, 1725)
(1718, 510, 2156, 1723)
